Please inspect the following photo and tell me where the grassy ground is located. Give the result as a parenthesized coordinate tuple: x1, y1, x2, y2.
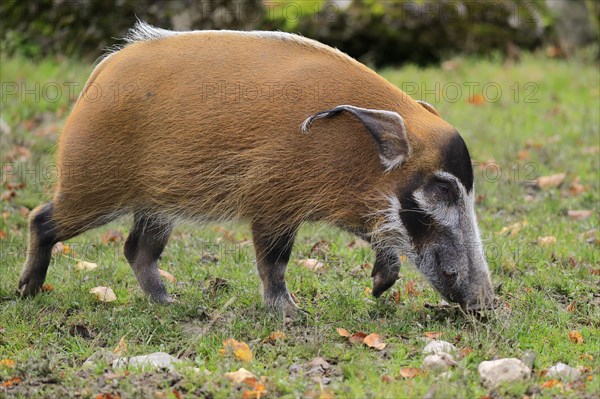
(1, 53, 598, 398)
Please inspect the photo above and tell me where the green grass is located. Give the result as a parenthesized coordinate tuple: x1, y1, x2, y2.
(1, 53, 598, 398)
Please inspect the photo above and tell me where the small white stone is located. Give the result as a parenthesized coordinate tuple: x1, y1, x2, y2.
(113, 352, 181, 371)
(546, 362, 581, 381)
(422, 353, 457, 373)
(478, 358, 531, 389)
(422, 340, 456, 355)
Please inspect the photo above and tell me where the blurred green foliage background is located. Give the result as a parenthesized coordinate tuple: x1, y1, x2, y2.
(1, 0, 598, 67)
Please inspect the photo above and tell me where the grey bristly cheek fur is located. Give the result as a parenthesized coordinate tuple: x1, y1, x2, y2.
(368, 177, 491, 301)
(368, 195, 416, 260)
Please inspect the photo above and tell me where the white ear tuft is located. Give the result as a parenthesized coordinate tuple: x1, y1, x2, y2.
(300, 104, 411, 171)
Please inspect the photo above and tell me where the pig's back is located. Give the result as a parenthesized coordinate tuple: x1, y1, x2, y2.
(58, 26, 413, 222)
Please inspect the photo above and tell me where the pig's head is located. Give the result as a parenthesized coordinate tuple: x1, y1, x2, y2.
(302, 103, 494, 311)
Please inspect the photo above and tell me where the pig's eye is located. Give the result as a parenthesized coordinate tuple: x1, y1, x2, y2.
(433, 181, 457, 203)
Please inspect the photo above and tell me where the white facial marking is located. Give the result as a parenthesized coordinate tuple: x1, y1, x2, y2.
(369, 195, 415, 258)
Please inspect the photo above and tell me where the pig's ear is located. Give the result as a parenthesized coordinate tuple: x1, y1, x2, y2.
(416, 100, 441, 117)
(301, 105, 410, 171)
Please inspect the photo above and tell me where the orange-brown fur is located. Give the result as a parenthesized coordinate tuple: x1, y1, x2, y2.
(19, 26, 464, 310)
(52, 31, 451, 238)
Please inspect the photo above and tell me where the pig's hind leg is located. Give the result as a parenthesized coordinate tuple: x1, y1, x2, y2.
(251, 222, 302, 316)
(124, 212, 174, 303)
(18, 202, 60, 296)
(19, 199, 121, 297)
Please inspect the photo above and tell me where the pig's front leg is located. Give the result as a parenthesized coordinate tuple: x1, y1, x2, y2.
(251, 221, 302, 316)
(372, 248, 401, 297)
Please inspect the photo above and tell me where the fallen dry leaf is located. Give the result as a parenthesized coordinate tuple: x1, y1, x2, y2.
(158, 268, 176, 283)
(90, 286, 117, 302)
(467, 94, 485, 105)
(0, 190, 16, 202)
(101, 230, 123, 244)
(41, 284, 54, 292)
(263, 331, 285, 343)
(363, 333, 386, 350)
(568, 177, 589, 196)
(0, 230, 7, 240)
(381, 374, 393, 383)
(316, 390, 335, 399)
(568, 330, 584, 344)
(580, 353, 593, 361)
(424, 332, 443, 339)
(363, 286, 372, 296)
(75, 260, 98, 271)
(538, 236, 557, 246)
(498, 221, 528, 237)
(1, 376, 21, 388)
(298, 258, 324, 271)
(241, 377, 267, 399)
(567, 210, 593, 220)
(517, 149, 529, 160)
(536, 173, 566, 189)
(541, 380, 561, 389)
(224, 367, 255, 384)
(242, 387, 266, 399)
(459, 347, 473, 358)
(220, 338, 253, 362)
(349, 332, 368, 345)
(307, 356, 331, 372)
(94, 390, 120, 398)
(113, 336, 127, 355)
(336, 328, 351, 337)
(399, 367, 421, 379)
(0, 358, 16, 368)
(566, 302, 576, 312)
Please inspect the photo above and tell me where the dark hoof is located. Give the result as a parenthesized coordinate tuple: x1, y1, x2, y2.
(17, 276, 44, 297)
(151, 294, 178, 304)
(460, 297, 499, 314)
(265, 294, 306, 318)
(372, 273, 398, 298)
